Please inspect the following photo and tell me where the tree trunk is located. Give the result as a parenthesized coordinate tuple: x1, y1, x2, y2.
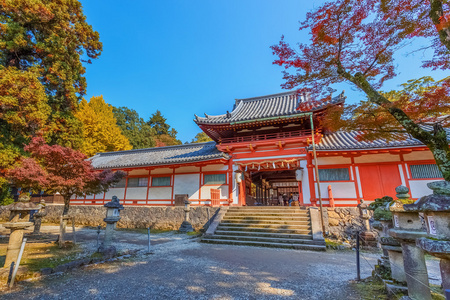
(58, 194, 72, 247)
(429, 0, 450, 52)
(62, 195, 71, 216)
(337, 68, 450, 181)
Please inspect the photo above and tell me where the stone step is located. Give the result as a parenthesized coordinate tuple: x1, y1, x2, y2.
(219, 222, 311, 228)
(220, 220, 310, 225)
(214, 230, 313, 240)
(201, 238, 326, 251)
(228, 207, 307, 210)
(225, 212, 309, 217)
(223, 216, 310, 221)
(217, 225, 312, 235)
(208, 234, 322, 245)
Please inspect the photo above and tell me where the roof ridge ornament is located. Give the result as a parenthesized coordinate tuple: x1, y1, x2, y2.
(226, 111, 231, 118)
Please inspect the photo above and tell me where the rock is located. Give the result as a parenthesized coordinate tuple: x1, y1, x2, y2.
(327, 210, 340, 219)
(100, 246, 117, 259)
(328, 218, 340, 226)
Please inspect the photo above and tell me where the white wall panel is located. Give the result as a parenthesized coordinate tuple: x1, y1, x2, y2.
(148, 187, 172, 199)
(174, 174, 200, 199)
(409, 180, 433, 198)
(105, 188, 125, 200)
(125, 187, 147, 200)
(316, 182, 357, 199)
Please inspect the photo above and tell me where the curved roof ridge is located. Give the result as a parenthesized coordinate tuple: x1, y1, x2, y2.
(235, 91, 296, 103)
(95, 141, 216, 157)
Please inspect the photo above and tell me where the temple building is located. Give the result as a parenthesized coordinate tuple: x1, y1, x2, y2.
(74, 91, 447, 207)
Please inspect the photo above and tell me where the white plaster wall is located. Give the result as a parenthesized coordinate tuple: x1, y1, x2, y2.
(147, 200, 172, 205)
(409, 180, 434, 198)
(151, 168, 173, 175)
(94, 192, 104, 199)
(403, 151, 434, 161)
(232, 164, 239, 204)
(202, 164, 228, 171)
(300, 160, 311, 204)
(105, 188, 125, 200)
(175, 166, 200, 173)
(317, 156, 352, 165)
(316, 182, 357, 199)
(173, 174, 200, 199)
(201, 185, 229, 200)
(125, 187, 148, 200)
(148, 187, 172, 200)
(128, 169, 149, 176)
(354, 153, 400, 163)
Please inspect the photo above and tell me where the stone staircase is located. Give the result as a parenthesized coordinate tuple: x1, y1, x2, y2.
(202, 206, 326, 251)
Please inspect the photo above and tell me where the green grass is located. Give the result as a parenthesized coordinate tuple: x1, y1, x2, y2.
(20, 243, 84, 272)
(351, 277, 389, 299)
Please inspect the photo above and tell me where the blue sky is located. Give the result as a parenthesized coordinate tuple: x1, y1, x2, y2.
(80, 0, 447, 143)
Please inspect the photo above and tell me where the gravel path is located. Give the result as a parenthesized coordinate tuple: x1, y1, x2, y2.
(0, 226, 443, 299)
(1, 233, 382, 300)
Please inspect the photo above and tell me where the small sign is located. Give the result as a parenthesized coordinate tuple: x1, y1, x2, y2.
(394, 215, 399, 228)
(113, 209, 120, 217)
(427, 216, 437, 235)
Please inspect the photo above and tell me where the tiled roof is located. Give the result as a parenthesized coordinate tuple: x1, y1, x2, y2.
(89, 142, 228, 169)
(194, 91, 345, 125)
(314, 128, 450, 150)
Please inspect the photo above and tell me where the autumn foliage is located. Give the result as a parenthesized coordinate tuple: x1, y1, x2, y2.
(272, 0, 450, 180)
(8, 137, 125, 215)
(76, 96, 132, 157)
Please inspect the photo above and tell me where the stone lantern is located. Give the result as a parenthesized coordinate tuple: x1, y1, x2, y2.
(102, 196, 123, 249)
(3, 193, 39, 268)
(179, 200, 194, 232)
(404, 181, 450, 292)
(357, 199, 377, 247)
(32, 199, 47, 235)
(389, 185, 431, 300)
(371, 199, 406, 284)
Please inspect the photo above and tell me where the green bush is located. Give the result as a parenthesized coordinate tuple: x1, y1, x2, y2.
(0, 179, 14, 206)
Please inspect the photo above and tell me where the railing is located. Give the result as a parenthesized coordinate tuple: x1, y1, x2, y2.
(219, 129, 314, 144)
(210, 189, 221, 207)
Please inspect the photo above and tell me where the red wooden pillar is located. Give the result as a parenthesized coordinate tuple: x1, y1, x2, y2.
(307, 152, 316, 206)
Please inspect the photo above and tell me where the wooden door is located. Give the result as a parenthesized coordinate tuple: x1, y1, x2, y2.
(359, 164, 402, 200)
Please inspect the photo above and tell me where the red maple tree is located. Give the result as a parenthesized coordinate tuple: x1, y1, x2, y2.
(271, 0, 450, 181)
(8, 137, 125, 215)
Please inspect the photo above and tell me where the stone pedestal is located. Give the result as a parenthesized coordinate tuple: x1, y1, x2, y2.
(102, 196, 123, 249)
(32, 200, 47, 234)
(404, 180, 450, 291)
(179, 200, 194, 233)
(357, 199, 377, 247)
(2, 194, 39, 268)
(381, 237, 406, 283)
(389, 186, 431, 300)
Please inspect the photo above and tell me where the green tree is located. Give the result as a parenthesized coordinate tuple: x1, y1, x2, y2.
(148, 110, 171, 135)
(148, 110, 181, 147)
(113, 106, 157, 149)
(0, 0, 102, 148)
(191, 132, 213, 143)
(75, 96, 132, 157)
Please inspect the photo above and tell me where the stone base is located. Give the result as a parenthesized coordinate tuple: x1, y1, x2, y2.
(178, 221, 194, 233)
(383, 279, 408, 296)
(360, 231, 378, 247)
